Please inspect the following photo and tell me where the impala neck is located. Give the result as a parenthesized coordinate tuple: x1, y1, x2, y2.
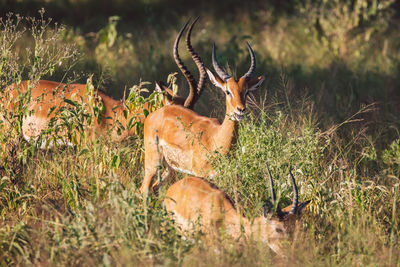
(98, 92, 183, 137)
(223, 210, 252, 239)
(95, 94, 135, 137)
(215, 110, 239, 154)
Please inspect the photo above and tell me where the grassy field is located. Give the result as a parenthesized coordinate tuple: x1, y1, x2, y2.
(0, 1, 400, 265)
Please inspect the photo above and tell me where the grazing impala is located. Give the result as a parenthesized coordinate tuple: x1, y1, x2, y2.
(0, 18, 205, 147)
(140, 42, 264, 193)
(164, 167, 310, 255)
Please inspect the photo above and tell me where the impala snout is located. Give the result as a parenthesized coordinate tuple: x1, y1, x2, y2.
(237, 106, 246, 113)
(233, 106, 246, 121)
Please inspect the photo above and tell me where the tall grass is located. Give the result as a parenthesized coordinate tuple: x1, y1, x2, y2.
(1, 90, 398, 265)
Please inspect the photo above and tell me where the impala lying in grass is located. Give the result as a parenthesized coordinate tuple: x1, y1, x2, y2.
(0, 18, 205, 148)
(140, 41, 264, 193)
(164, 166, 310, 256)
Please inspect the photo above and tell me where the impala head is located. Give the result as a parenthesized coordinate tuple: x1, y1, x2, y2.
(253, 165, 310, 255)
(206, 42, 264, 121)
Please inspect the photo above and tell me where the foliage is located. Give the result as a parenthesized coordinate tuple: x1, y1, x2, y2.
(0, 3, 399, 266)
(124, 80, 164, 135)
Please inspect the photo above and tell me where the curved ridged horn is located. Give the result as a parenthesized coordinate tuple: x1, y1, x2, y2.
(289, 169, 299, 215)
(173, 19, 197, 109)
(212, 43, 231, 82)
(241, 42, 256, 80)
(266, 163, 276, 204)
(185, 16, 206, 108)
(266, 163, 281, 214)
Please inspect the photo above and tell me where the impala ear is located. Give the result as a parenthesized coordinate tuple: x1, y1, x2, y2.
(154, 82, 162, 93)
(295, 200, 311, 215)
(155, 81, 175, 105)
(281, 200, 310, 216)
(247, 76, 264, 91)
(263, 201, 274, 217)
(206, 68, 225, 91)
(155, 81, 163, 92)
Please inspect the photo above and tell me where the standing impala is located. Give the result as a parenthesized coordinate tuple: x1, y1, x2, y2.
(0, 18, 205, 147)
(140, 42, 264, 193)
(164, 167, 310, 256)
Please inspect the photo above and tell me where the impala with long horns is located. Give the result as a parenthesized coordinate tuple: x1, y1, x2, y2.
(1, 18, 206, 147)
(164, 166, 310, 255)
(140, 41, 264, 193)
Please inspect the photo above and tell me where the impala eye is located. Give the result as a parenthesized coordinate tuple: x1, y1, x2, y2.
(225, 90, 231, 96)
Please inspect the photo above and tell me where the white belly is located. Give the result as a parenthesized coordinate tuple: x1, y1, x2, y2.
(159, 139, 195, 176)
(22, 115, 73, 149)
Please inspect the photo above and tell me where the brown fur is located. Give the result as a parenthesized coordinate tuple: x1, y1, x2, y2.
(140, 73, 264, 193)
(164, 177, 308, 255)
(1, 80, 186, 145)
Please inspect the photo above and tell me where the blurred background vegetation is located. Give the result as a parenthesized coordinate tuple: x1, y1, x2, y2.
(1, 0, 399, 125)
(1, 0, 400, 265)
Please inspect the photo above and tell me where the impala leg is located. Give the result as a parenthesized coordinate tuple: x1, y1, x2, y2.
(140, 163, 158, 194)
(150, 166, 174, 193)
(162, 165, 176, 182)
(143, 154, 176, 193)
(152, 165, 176, 189)
(140, 137, 159, 194)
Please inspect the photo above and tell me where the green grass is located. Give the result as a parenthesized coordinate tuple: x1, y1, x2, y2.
(1, 2, 400, 266)
(1, 99, 398, 265)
